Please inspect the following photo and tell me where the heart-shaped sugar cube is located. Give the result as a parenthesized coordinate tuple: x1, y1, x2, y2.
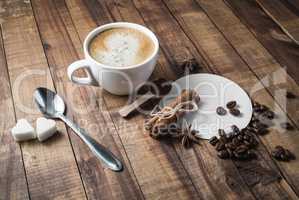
(36, 117, 57, 142)
(11, 119, 36, 142)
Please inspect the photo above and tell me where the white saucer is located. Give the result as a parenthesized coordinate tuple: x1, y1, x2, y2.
(160, 73, 253, 139)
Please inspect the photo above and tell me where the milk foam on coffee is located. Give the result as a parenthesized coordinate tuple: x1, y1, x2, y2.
(89, 27, 155, 67)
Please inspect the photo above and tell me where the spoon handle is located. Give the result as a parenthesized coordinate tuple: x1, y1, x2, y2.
(59, 114, 123, 172)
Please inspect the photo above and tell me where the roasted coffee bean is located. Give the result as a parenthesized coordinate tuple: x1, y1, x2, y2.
(218, 129, 226, 137)
(280, 153, 289, 161)
(215, 141, 225, 151)
(272, 150, 280, 159)
(251, 138, 258, 147)
(243, 134, 250, 141)
(243, 140, 252, 147)
(231, 125, 240, 134)
(250, 118, 260, 125)
(226, 132, 233, 140)
(216, 106, 227, 116)
(253, 104, 268, 113)
(235, 145, 248, 154)
(280, 122, 294, 130)
(230, 108, 241, 116)
(285, 150, 296, 160)
(253, 106, 262, 113)
(250, 121, 260, 129)
(237, 135, 243, 141)
(225, 142, 236, 150)
(227, 148, 234, 158)
(272, 146, 295, 161)
(226, 101, 237, 109)
(246, 126, 258, 134)
(209, 136, 219, 146)
(286, 91, 297, 99)
(232, 138, 240, 146)
(275, 146, 284, 154)
(217, 150, 229, 159)
(262, 110, 275, 120)
(243, 129, 254, 137)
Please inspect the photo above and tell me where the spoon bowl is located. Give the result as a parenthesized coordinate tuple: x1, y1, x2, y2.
(34, 87, 65, 118)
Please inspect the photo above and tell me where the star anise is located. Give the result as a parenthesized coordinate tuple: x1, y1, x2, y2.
(179, 121, 201, 148)
(180, 58, 200, 74)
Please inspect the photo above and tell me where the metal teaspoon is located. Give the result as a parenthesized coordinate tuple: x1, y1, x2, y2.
(34, 87, 123, 172)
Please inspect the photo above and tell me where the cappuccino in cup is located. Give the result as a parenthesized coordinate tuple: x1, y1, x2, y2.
(67, 22, 159, 95)
(89, 27, 155, 67)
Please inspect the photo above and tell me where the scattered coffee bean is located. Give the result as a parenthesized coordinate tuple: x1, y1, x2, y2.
(218, 129, 226, 137)
(237, 134, 243, 141)
(285, 149, 296, 160)
(280, 122, 294, 130)
(232, 137, 240, 146)
(231, 125, 240, 134)
(262, 110, 275, 120)
(272, 146, 295, 161)
(209, 136, 219, 146)
(253, 103, 268, 113)
(235, 145, 248, 154)
(286, 91, 297, 99)
(226, 101, 237, 109)
(216, 106, 227, 116)
(217, 149, 229, 159)
(225, 142, 236, 150)
(230, 108, 241, 116)
(215, 141, 225, 151)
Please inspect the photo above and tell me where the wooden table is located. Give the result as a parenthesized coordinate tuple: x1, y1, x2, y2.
(1, 0, 299, 199)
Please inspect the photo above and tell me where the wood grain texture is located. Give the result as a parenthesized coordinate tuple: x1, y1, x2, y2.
(256, 0, 299, 44)
(1, 0, 86, 199)
(224, 0, 299, 86)
(30, 0, 144, 199)
(0, 26, 30, 200)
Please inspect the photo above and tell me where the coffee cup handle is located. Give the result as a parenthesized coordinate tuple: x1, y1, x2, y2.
(67, 59, 98, 86)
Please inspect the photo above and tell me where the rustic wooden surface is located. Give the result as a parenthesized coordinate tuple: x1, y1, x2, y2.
(1, 0, 299, 199)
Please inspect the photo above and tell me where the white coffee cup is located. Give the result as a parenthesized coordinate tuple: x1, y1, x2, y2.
(67, 22, 159, 95)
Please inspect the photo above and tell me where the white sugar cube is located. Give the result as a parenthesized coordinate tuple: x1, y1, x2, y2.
(11, 119, 36, 142)
(36, 117, 57, 142)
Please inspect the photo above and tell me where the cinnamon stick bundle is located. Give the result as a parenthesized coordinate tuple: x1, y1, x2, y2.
(145, 89, 200, 138)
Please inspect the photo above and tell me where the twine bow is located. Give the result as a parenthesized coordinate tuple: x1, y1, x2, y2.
(150, 101, 198, 120)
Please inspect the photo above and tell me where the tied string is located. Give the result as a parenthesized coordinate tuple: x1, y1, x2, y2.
(150, 101, 198, 120)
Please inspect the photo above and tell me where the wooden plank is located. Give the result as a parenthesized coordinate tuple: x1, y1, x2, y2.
(30, 0, 145, 199)
(282, 0, 299, 16)
(67, 0, 263, 199)
(162, 0, 299, 198)
(0, 27, 30, 200)
(64, 0, 204, 199)
(224, 0, 299, 86)
(256, 0, 299, 45)
(1, 0, 87, 199)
